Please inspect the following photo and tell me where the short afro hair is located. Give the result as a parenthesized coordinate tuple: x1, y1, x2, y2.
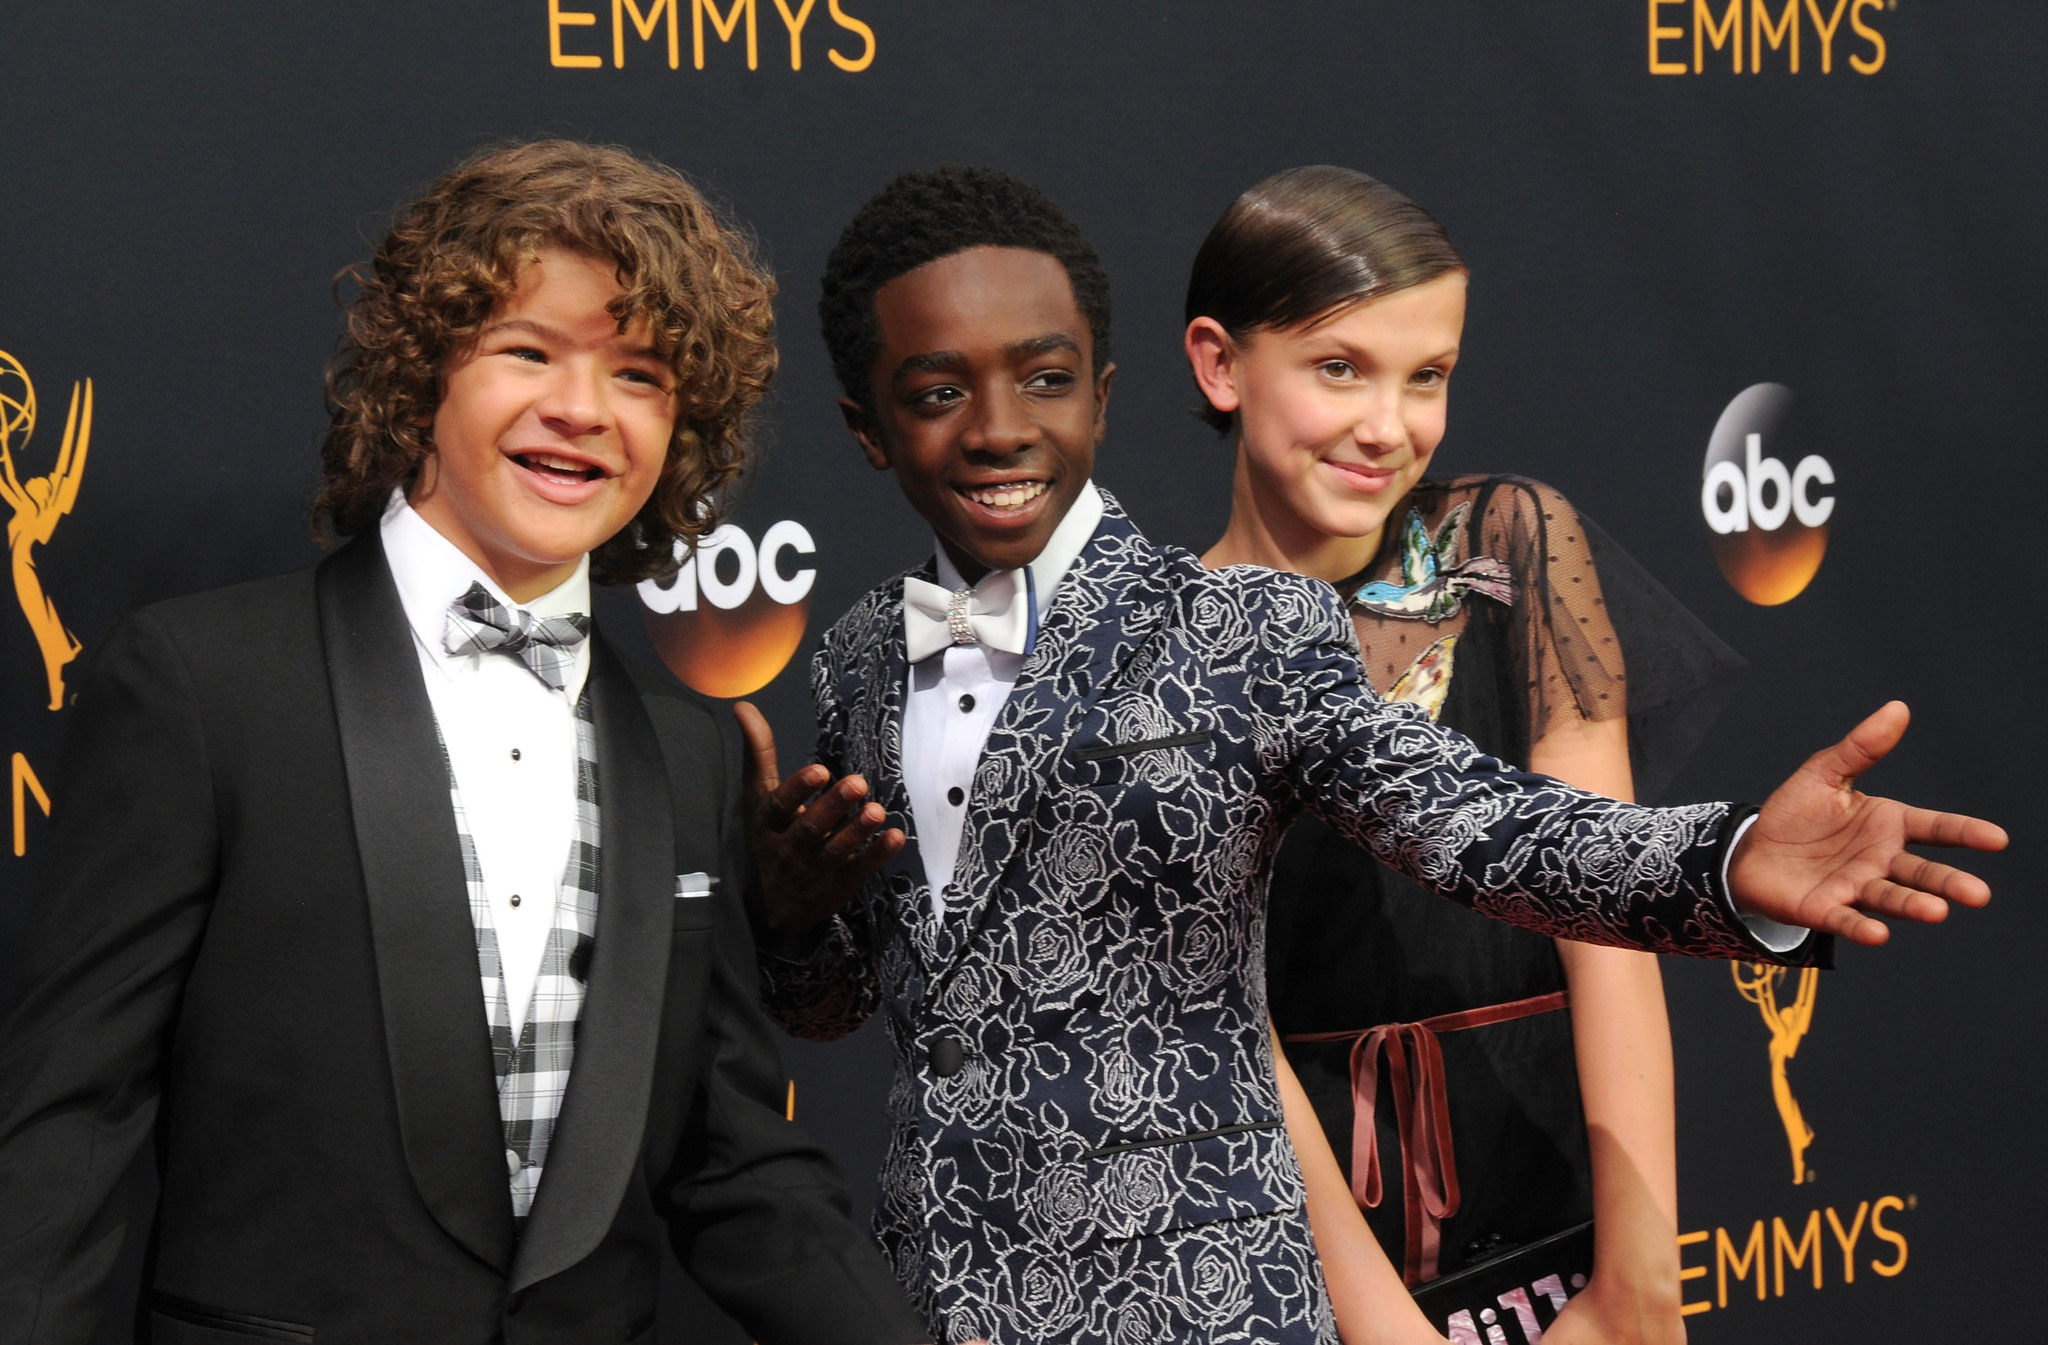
(819, 166, 1111, 406)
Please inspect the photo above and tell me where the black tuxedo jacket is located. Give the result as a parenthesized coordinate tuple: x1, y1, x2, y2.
(0, 533, 922, 1345)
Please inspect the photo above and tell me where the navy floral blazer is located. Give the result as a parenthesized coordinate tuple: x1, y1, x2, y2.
(761, 494, 1770, 1345)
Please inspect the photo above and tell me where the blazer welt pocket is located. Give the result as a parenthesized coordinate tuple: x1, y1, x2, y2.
(152, 1294, 314, 1343)
(1083, 1118, 1283, 1160)
(1070, 730, 1213, 763)
(1075, 1118, 1292, 1245)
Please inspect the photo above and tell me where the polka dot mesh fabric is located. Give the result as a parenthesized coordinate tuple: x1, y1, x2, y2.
(1341, 475, 1627, 742)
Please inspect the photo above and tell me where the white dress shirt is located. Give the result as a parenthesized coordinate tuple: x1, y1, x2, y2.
(380, 494, 591, 1035)
(903, 482, 1104, 917)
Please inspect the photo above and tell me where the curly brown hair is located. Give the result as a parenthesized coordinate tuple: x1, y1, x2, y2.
(318, 139, 777, 584)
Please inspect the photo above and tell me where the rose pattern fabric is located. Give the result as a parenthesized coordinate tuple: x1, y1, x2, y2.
(760, 495, 1766, 1344)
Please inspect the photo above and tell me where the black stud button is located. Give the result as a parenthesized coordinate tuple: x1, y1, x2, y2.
(928, 1033, 964, 1078)
(510, 747, 522, 761)
(509, 894, 522, 908)
(946, 786, 965, 807)
(958, 694, 975, 713)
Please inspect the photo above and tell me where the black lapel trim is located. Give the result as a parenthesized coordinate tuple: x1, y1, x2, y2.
(512, 633, 675, 1291)
(316, 531, 515, 1273)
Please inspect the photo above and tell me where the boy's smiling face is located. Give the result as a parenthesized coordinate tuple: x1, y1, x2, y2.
(843, 246, 1112, 582)
(412, 246, 677, 601)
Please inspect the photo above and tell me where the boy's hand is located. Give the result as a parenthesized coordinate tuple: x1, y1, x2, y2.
(735, 702, 905, 953)
(1729, 702, 2007, 946)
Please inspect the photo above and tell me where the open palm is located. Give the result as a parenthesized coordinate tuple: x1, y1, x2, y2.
(1728, 702, 2006, 946)
(734, 701, 905, 950)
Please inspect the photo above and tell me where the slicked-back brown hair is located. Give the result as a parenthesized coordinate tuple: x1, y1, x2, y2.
(1185, 165, 1466, 433)
(318, 139, 777, 583)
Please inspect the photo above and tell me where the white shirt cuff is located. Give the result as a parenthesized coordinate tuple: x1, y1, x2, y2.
(1720, 812, 1808, 953)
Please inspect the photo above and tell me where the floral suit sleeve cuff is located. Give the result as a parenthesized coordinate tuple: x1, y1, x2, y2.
(1714, 806, 1835, 969)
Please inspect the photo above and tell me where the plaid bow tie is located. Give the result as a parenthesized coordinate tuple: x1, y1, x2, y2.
(444, 582, 591, 691)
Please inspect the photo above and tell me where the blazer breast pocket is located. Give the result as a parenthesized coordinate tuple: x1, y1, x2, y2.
(672, 871, 717, 932)
(1065, 729, 1215, 791)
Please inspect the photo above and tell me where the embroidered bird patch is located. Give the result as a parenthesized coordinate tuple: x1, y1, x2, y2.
(1353, 502, 1515, 623)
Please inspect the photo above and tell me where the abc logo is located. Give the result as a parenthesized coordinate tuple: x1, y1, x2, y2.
(637, 520, 816, 697)
(1699, 383, 1834, 606)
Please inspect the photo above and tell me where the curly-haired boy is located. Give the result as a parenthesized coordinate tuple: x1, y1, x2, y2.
(0, 140, 926, 1345)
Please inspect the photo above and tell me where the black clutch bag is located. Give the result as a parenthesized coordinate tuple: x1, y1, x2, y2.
(1408, 1220, 1594, 1343)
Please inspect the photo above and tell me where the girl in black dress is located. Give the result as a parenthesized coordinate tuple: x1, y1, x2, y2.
(1187, 167, 1700, 1345)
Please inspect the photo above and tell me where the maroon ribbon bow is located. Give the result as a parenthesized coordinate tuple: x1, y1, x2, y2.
(1286, 989, 1568, 1285)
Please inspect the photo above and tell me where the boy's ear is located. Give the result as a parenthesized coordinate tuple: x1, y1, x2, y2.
(1184, 318, 1241, 419)
(1091, 361, 1117, 446)
(839, 395, 892, 472)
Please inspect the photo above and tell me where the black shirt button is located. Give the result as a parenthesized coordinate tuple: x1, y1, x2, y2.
(510, 747, 522, 761)
(928, 1033, 964, 1078)
(958, 694, 975, 713)
(509, 894, 522, 908)
(946, 786, 965, 807)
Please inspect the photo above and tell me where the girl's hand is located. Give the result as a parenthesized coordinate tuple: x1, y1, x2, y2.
(1538, 1270, 1685, 1345)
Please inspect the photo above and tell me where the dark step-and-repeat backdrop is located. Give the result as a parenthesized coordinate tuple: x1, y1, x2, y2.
(2, 4, 2040, 1341)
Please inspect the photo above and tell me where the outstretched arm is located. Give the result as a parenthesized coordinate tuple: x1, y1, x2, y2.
(1267, 578, 2001, 956)
(1727, 701, 2005, 944)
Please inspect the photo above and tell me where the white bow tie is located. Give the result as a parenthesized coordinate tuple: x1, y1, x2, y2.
(903, 569, 1036, 663)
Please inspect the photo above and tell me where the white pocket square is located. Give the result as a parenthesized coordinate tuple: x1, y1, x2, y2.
(675, 872, 717, 899)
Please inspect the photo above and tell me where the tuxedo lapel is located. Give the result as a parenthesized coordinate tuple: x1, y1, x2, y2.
(316, 531, 515, 1274)
(511, 636, 675, 1291)
(925, 500, 1170, 977)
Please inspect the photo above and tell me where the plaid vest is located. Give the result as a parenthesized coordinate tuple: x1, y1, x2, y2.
(442, 692, 601, 1223)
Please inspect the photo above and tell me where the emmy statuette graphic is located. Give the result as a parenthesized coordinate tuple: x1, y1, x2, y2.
(1731, 961, 1821, 1184)
(0, 349, 92, 712)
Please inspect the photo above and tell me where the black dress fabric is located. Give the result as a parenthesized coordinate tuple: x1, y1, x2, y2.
(1265, 474, 1744, 1283)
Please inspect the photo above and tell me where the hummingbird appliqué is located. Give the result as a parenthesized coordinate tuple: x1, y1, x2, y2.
(1353, 502, 1515, 624)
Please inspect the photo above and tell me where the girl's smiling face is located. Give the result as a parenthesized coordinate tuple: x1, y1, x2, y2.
(1189, 270, 1467, 577)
